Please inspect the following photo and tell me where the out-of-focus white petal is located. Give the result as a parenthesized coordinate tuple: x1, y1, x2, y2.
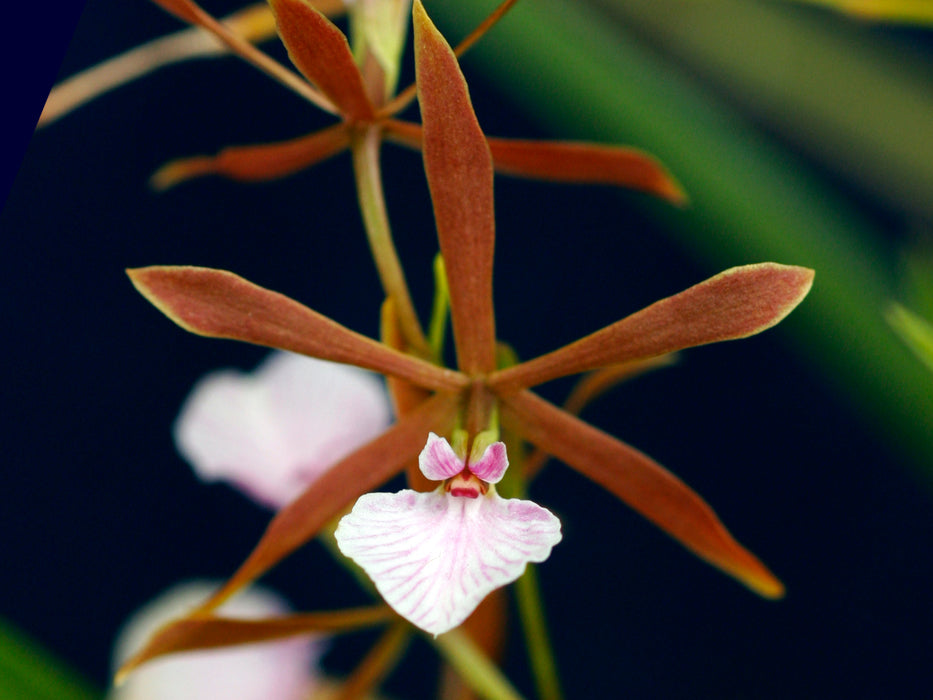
(108, 581, 324, 700)
(174, 351, 392, 509)
(334, 488, 562, 636)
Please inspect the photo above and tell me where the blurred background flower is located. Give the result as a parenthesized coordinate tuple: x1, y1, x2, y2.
(109, 581, 323, 700)
(175, 351, 392, 510)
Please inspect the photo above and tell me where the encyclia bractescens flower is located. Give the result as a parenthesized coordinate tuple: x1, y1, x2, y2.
(118, 0, 813, 674)
(41, 0, 690, 362)
(41, 0, 685, 203)
(175, 351, 392, 509)
(335, 432, 562, 635)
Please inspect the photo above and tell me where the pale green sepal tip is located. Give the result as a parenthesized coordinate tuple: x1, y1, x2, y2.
(450, 429, 469, 460)
(469, 428, 501, 466)
(886, 303, 933, 373)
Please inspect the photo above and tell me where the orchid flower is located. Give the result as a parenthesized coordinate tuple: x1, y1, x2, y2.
(42, 0, 686, 358)
(119, 0, 813, 673)
(130, 0, 684, 200)
(175, 351, 392, 509)
(108, 581, 325, 700)
(335, 432, 561, 636)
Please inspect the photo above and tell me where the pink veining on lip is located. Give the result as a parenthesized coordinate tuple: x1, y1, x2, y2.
(334, 432, 562, 635)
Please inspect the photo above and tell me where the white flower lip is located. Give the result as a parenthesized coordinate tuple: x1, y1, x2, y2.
(335, 434, 561, 636)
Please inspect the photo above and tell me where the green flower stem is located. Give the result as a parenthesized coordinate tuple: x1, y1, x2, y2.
(351, 126, 430, 356)
(0, 617, 100, 700)
(498, 437, 563, 700)
(431, 628, 526, 700)
(514, 565, 563, 700)
(428, 253, 450, 362)
(431, 0, 933, 481)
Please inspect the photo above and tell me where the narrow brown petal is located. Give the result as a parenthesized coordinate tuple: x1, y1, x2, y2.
(268, 0, 375, 121)
(523, 356, 679, 480)
(149, 0, 205, 26)
(500, 390, 785, 599)
(486, 139, 687, 204)
(150, 123, 351, 190)
(116, 606, 393, 681)
(450, 0, 521, 61)
(197, 392, 461, 611)
(128, 266, 467, 393)
(490, 264, 814, 392)
(383, 120, 686, 203)
(561, 355, 679, 417)
(381, 118, 424, 149)
(149, 0, 338, 113)
(414, 0, 497, 375)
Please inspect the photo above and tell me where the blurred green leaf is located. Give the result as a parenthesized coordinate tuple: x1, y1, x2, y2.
(431, 0, 933, 481)
(787, 0, 933, 25)
(0, 617, 100, 700)
(593, 0, 933, 224)
(887, 304, 933, 373)
(900, 236, 933, 321)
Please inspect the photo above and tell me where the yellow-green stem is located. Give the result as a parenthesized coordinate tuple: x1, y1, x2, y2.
(351, 126, 430, 355)
(498, 435, 564, 700)
(428, 253, 450, 362)
(514, 565, 563, 700)
(431, 629, 525, 700)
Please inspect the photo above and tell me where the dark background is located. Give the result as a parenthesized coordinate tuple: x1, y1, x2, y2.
(3, 1, 931, 698)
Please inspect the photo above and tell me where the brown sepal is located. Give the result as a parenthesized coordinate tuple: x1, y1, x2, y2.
(149, 0, 336, 112)
(127, 266, 467, 393)
(383, 120, 686, 203)
(116, 605, 393, 682)
(524, 355, 678, 480)
(499, 390, 785, 599)
(490, 264, 814, 392)
(414, 1, 497, 375)
(268, 0, 375, 120)
(486, 138, 687, 204)
(150, 123, 351, 190)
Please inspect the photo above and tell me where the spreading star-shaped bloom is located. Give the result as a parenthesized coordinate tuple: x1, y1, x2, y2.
(40, 0, 688, 357)
(39, 0, 685, 201)
(117, 0, 814, 676)
(335, 433, 561, 635)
